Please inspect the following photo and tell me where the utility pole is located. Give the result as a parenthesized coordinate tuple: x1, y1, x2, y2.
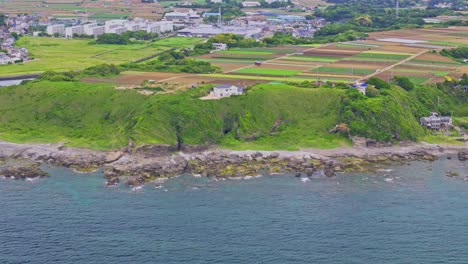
(396, 0, 400, 18)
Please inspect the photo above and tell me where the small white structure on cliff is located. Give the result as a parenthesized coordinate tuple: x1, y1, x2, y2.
(210, 84, 244, 98)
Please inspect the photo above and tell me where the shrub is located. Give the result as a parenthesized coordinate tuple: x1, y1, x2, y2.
(367, 77, 390, 89)
(394, 76, 415, 91)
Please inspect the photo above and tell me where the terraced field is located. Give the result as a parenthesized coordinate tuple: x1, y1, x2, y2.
(190, 27, 468, 86)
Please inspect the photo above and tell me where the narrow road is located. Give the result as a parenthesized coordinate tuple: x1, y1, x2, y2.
(357, 49, 428, 82)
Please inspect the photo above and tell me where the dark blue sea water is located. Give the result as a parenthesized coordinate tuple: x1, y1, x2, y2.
(1, 157, 467, 264)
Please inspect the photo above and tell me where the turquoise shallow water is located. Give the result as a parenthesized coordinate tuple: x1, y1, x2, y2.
(0, 157, 467, 263)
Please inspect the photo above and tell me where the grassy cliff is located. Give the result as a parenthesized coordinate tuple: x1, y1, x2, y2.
(0, 81, 465, 150)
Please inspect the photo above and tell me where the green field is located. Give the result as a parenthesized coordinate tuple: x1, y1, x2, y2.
(0, 37, 205, 76)
(282, 55, 342, 63)
(150, 37, 206, 48)
(408, 59, 461, 66)
(351, 52, 410, 61)
(314, 67, 375, 75)
(234, 68, 301, 76)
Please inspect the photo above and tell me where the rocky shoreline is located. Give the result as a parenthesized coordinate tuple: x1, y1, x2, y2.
(0, 140, 466, 185)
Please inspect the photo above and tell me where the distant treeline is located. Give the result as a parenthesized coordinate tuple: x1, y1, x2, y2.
(440, 47, 468, 60)
(314, 0, 455, 37)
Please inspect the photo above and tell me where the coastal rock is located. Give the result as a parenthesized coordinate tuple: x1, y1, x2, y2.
(445, 171, 459, 177)
(458, 152, 467, 161)
(0, 163, 48, 179)
(267, 152, 280, 159)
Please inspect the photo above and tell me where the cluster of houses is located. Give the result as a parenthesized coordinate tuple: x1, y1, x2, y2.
(0, 14, 33, 64)
(46, 18, 174, 38)
(169, 9, 323, 39)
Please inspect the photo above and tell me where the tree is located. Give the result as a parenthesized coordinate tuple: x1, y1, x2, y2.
(354, 15, 372, 26)
(10, 32, 19, 40)
(394, 76, 415, 91)
(367, 77, 390, 89)
(96, 33, 128, 45)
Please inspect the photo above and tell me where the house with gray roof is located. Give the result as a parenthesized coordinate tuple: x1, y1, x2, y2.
(210, 84, 244, 98)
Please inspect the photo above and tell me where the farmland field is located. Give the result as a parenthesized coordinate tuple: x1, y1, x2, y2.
(0, 0, 163, 19)
(234, 68, 301, 76)
(186, 27, 467, 87)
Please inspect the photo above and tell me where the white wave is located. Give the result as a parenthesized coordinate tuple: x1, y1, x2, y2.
(131, 186, 143, 191)
(378, 169, 393, 172)
(193, 174, 202, 178)
(26, 177, 38, 182)
(301, 177, 310, 183)
(244, 176, 253, 180)
(384, 178, 393, 182)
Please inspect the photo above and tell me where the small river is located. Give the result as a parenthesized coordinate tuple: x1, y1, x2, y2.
(0, 157, 467, 263)
(0, 78, 34, 87)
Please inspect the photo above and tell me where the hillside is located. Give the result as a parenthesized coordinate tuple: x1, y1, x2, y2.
(0, 80, 465, 150)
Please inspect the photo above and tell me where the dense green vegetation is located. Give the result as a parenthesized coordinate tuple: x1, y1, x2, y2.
(315, 0, 454, 37)
(123, 50, 220, 73)
(0, 13, 5, 26)
(440, 47, 468, 61)
(0, 77, 466, 150)
(94, 31, 159, 45)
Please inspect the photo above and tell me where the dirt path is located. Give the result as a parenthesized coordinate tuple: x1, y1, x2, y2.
(357, 49, 428, 82)
(157, 74, 196, 83)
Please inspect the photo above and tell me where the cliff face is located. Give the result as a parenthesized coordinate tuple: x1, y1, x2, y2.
(0, 81, 465, 151)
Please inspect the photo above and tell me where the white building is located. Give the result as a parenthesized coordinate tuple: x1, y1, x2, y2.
(178, 25, 262, 38)
(83, 23, 105, 37)
(125, 22, 141, 32)
(105, 19, 127, 34)
(265, 0, 287, 3)
(164, 12, 191, 22)
(212, 43, 227, 50)
(210, 84, 244, 98)
(242, 1, 261, 7)
(164, 11, 200, 23)
(65, 25, 84, 38)
(146, 21, 174, 34)
(46, 24, 65, 36)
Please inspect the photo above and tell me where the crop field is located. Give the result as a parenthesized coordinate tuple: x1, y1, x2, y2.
(0, 0, 163, 19)
(0, 37, 206, 76)
(233, 68, 301, 76)
(187, 27, 468, 86)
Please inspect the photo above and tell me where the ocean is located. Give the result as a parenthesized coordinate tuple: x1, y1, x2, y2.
(1, 157, 467, 263)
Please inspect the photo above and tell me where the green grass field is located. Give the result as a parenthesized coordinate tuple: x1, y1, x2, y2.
(351, 52, 410, 61)
(150, 37, 205, 48)
(282, 55, 342, 63)
(314, 67, 375, 75)
(234, 68, 301, 76)
(0, 37, 205, 76)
